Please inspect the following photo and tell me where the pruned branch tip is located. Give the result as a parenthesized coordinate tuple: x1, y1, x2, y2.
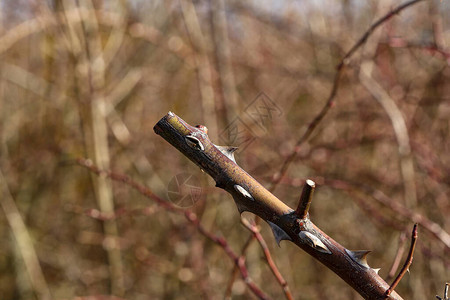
(295, 179, 315, 219)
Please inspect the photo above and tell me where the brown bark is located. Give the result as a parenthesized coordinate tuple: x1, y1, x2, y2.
(154, 112, 403, 300)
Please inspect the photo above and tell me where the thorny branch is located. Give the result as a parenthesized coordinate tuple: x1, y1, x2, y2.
(236, 0, 427, 293)
(154, 112, 404, 299)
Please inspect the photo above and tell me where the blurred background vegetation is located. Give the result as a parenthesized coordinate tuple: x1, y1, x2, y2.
(0, 0, 449, 299)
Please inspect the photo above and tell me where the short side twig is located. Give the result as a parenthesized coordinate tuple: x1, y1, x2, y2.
(385, 224, 418, 297)
(435, 282, 449, 300)
(295, 179, 315, 219)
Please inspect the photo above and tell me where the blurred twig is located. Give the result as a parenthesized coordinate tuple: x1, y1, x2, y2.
(76, 158, 272, 300)
(67, 0, 125, 295)
(385, 38, 450, 65)
(186, 212, 272, 300)
(386, 232, 408, 282)
(241, 218, 293, 300)
(359, 60, 417, 207)
(339, 0, 425, 68)
(180, 0, 218, 138)
(0, 9, 191, 60)
(208, 0, 239, 129)
(319, 178, 450, 251)
(269, 0, 425, 192)
(0, 169, 51, 300)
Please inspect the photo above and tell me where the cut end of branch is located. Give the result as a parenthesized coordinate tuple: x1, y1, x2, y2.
(295, 179, 316, 219)
(306, 179, 315, 187)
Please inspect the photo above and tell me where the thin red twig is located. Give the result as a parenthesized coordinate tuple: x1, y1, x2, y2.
(76, 158, 272, 300)
(185, 212, 272, 300)
(269, 0, 425, 192)
(241, 218, 293, 300)
(385, 38, 450, 65)
(340, 0, 425, 68)
(234, 1, 426, 295)
(385, 223, 418, 297)
(318, 178, 450, 251)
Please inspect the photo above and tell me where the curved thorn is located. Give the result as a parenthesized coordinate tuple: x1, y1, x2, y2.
(185, 135, 204, 151)
(299, 231, 332, 254)
(234, 201, 247, 214)
(267, 221, 292, 246)
(234, 184, 254, 201)
(215, 145, 238, 163)
(345, 249, 371, 268)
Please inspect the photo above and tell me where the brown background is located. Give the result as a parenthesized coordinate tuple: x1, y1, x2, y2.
(0, 1, 449, 299)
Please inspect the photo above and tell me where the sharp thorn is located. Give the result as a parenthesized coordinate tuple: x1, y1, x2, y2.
(215, 145, 238, 163)
(298, 231, 332, 254)
(345, 249, 371, 268)
(235, 202, 247, 214)
(267, 221, 292, 246)
(234, 184, 254, 201)
(232, 195, 248, 214)
(373, 268, 381, 274)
